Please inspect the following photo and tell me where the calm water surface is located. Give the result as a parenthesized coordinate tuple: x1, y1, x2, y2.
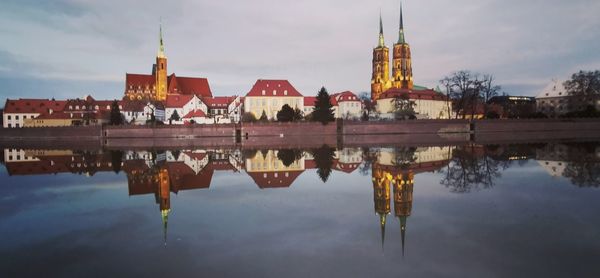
(1, 143, 599, 277)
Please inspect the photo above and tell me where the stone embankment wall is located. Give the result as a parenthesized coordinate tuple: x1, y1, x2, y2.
(103, 124, 236, 138)
(0, 126, 101, 140)
(342, 120, 470, 135)
(240, 122, 337, 137)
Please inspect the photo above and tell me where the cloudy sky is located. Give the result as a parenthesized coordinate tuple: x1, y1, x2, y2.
(1, 0, 599, 103)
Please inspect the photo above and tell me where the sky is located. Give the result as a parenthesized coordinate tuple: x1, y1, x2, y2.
(0, 0, 599, 104)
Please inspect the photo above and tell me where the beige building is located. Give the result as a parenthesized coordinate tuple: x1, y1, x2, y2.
(244, 80, 304, 120)
(376, 88, 452, 119)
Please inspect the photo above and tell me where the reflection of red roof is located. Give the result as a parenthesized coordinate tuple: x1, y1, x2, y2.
(379, 88, 448, 101)
(4, 99, 67, 114)
(166, 94, 195, 108)
(182, 109, 206, 118)
(166, 162, 213, 191)
(246, 80, 302, 97)
(35, 112, 74, 119)
(183, 151, 207, 161)
(304, 159, 317, 169)
(333, 161, 361, 173)
(247, 171, 303, 189)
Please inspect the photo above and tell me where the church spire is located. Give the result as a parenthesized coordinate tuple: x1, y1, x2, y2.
(380, 213, 387, 251)
(378, 12, 385, 48)
(161, 209, 170, 246)
(158, 20, 166, 58)
(398, 2, 406, 44)
(399, 215, 407, 257)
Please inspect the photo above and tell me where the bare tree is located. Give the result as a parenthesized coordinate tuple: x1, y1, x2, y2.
(440, 71, 501, 119)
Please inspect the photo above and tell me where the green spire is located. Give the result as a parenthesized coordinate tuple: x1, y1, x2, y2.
(158, 20, 166, 58)
(398, 2, 406, 44)
(378, 13, 385, 48)
(161, 209, 170, 246)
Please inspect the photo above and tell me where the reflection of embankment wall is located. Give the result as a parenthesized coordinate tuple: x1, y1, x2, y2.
(473, 119, 600, 144)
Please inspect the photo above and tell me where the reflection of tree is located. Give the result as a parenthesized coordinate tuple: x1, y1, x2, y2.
(276, 149, 303, 167)
(111, 150, 124, 174)
(171, 150, 181, 161)
(359, 147, 377, 176)
(439, 145, 503, 193)
(391, 147, 417, 169)
(311, 145, 335, 183)
(562, 143, 600, 188)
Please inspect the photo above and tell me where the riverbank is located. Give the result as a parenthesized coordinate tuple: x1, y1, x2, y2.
(0, 119, 599, 149)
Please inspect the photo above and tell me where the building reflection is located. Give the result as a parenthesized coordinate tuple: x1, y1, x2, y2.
(372, 146, 452, 255)
(3, 142, 599, 249)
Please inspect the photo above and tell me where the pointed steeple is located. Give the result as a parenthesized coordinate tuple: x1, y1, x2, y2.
(379, 213, 387, 251)
(158, 20, 166, 58)
(378, 12, 385, 48)
(398, 2, 406, 44)
(161, 208, 170, 246)
(399, 215, 407, 257)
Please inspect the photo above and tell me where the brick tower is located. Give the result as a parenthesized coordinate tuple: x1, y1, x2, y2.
(371, 15, 391, 101)
(392, 2, 413, 90)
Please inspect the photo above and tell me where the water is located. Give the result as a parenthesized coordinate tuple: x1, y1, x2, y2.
(0, 143, 599, 277)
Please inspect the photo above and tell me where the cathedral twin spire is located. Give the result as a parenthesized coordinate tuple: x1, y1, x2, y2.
(377, 2, 407, 47)
(158, 20, 166, 58)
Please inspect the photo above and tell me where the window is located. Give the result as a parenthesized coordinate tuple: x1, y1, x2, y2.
(284, 90, 288, 95)
(7, 124, 11, 128)
(7, 115, 11, 120)
(16, 115, 19, 120)
(262, 90, 266, 95)
(273, 90, 277, 95)
(76, 106, 79, 110)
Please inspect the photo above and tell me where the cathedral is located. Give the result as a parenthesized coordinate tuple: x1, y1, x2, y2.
(124, 24, 213, 102)
(371, 3, 452, 119)
(371, 3, 413, 101)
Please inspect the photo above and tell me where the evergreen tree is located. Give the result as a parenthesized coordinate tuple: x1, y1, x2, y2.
(276, 104, 295, 122)
(293, 107, 304, 121)
(169, 110, 180, 124)
(110, 100, 123, 125)
(259, 110, 268, 122)
(312, 87, 335, 124)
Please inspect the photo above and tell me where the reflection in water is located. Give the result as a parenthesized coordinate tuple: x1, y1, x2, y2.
(2, 142, 599, 253)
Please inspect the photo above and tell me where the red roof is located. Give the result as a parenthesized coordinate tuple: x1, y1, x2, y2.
(304, 97, 316, 107)
(125, 74, 155, 93)
(203, 96, 237, 109)
(182, 109, 206, 118)
(168, 74, 212, 97)
(246, 79, 303, 97)
(125, 73, 213, 98)
(166, 94, 195, 108)
(121, 100, 146, 112)
(331, 91, 361, 103)
(247, 170, 303, 189)
(4, 99, 67, 114)
(379, 88, 448, 101)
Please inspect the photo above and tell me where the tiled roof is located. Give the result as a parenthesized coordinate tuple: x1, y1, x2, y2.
(165, 94, 195, 108)
(247, 170, 303, 189)
(169, 74, 212, 97)
(182, 109, 207, 118)
(121, 100, 146, 112)
(537, 79, 569, 99)
(304, 97, 316, 107)
(246, 79, 303, 97)
(125, 74, 155, 89)
(203, 96, 237, 109)
(331, 91, 361, 103)
(4, 99, 67, 114)
(379, 87, 448, 101)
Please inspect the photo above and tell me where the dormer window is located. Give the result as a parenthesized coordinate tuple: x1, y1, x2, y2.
(273, 90, 277, 95)
(284, 90, 288, 96)
(75, 106, 79, 110)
